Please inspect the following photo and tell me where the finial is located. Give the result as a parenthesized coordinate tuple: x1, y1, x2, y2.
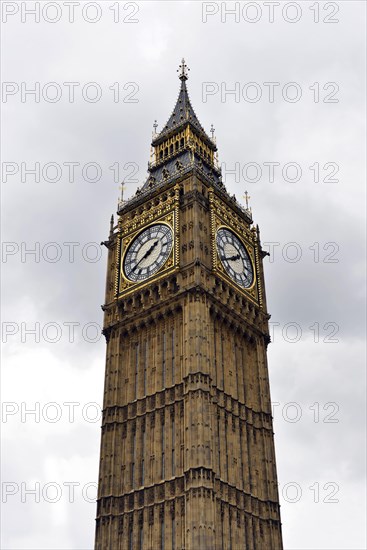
(110, 214, 114, 235)
(214, 150, 219, 169)
(177, 58, 190, 81)
(153, 119, 158, 135)
(119, 181, 126, 203)
(243, 190, 251, 210)
(210, 124, 215, 139)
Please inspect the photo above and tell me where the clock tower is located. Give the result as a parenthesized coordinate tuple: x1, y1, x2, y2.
(95, 60, 283, 549)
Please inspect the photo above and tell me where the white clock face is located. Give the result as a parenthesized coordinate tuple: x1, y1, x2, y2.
(123, 224, 173, 282)
(216, 228, 254, 288)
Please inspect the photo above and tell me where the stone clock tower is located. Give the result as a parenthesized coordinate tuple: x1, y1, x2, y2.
(95, 60, 283, 549)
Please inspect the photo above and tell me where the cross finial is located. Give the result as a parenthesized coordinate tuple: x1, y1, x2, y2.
(178, 58, 189, 81)
(243, 190, 251, 210)
(119, 181, 126, 202)
(210, 123, 215, 139)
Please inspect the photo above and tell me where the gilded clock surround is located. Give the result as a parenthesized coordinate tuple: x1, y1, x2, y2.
(95, 60, 283, 550)
(120, 217, 176, 291)
(115, 185, 180, 298)
(215, 224, 256, 290)
(209, 190, 263, 307)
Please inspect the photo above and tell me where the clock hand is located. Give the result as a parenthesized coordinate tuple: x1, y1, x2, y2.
(131, 240, 159, 272)
(221, 253, 241, 262)
(142, 239, 159, 259)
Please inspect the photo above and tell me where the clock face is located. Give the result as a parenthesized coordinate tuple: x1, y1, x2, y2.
(123, 224, 173, 282)
(216, 228, 254, 288)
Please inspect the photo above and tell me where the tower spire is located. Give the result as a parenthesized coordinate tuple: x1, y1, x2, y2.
(153, 59, 208, 142)
(122, 60, 223, 204)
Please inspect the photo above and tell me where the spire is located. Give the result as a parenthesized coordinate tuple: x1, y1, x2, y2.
(153, 59, 209, 143)
(244, 190, 251, 210)
(119, 60, 223, 210)
(210, 124, 216, 142)
(152, 119, 158, 137)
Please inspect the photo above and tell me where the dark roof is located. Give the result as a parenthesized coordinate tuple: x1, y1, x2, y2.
(152, 77, 214, 148)
(163, 78, 203, 132)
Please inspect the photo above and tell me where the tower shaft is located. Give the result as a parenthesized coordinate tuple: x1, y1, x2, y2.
(95, 63, 283, 550)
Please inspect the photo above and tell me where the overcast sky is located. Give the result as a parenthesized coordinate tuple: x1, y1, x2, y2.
(1, 1, 366, 549)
